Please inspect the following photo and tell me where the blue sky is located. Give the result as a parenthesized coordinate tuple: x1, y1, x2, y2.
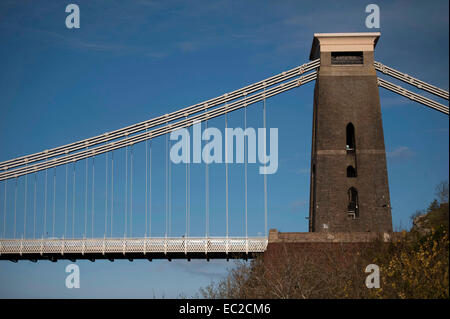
(0, 0, 448, 298)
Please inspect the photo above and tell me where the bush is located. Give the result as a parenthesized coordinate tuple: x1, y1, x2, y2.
(199, 181, 449, 299)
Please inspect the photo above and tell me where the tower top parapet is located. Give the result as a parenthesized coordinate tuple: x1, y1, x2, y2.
(309, 32, 380, 60)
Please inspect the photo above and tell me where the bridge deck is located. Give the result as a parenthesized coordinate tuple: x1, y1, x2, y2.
(0, 237, 267, 261)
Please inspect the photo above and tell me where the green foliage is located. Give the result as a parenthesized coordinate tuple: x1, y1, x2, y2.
(370, 229, 449, 299)
(199, 181, 450, 299)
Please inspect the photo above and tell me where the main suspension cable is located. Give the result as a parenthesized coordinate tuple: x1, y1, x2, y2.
(377, 77, 449, 115)
(374, 61, 449, 100)
(0, 71, 318, 181)
(0, 59, 320, 173)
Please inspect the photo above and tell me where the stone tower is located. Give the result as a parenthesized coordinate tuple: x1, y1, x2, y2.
(308, 33, 393, 233)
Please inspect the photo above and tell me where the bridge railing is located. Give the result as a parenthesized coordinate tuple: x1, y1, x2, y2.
(0, 237, 268, 256)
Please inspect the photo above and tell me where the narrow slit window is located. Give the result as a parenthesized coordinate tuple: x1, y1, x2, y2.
(347, 166, 357, 178)
(347, 187, 359, 219)
(346, 123, 356, 152)
(331, 52, 363, 65)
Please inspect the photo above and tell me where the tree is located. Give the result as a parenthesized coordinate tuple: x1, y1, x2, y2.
(199, 181, 450, 299)
(435, 180, 449, 204)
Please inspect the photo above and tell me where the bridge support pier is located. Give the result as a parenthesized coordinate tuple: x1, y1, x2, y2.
(264, 229, 395, 267)
(308, 33, 393, 233)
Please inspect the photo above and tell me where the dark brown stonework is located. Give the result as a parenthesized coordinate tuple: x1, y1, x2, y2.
(268, 229, 393, 243)
(308, 44, 393, 233)
(263, 230, 397, 274)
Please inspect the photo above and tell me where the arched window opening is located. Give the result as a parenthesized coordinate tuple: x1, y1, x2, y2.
(347, 187, 359, 219)
(347, 165, 357, 178)
(346, 123, 355, 152)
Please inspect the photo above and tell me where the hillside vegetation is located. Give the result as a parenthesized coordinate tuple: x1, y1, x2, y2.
(199, 181, 449, 299)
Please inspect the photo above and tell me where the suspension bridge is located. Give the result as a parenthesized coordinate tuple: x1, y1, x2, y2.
(0, 33, 448, 262)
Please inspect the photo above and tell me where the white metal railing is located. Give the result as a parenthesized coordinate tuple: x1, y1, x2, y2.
(0, 237, 268, 256)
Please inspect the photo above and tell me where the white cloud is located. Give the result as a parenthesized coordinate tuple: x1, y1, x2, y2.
(296, 168, 309, 174)
(290, 200, 307, 213)
(387, 146, 414, 159)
